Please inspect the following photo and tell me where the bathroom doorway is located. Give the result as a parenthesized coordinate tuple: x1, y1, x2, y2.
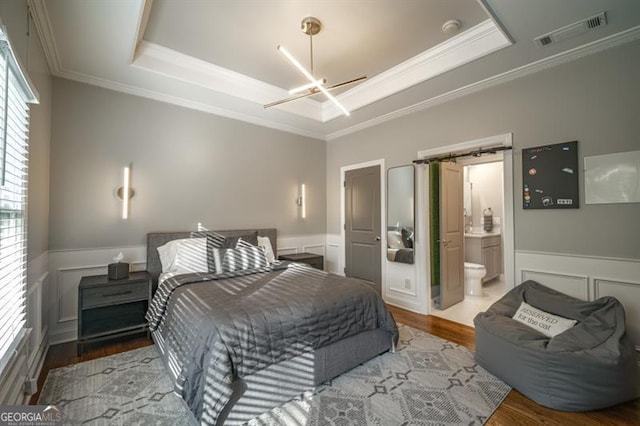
(430, 155, 507, 326)
(417, 133, 514, 327)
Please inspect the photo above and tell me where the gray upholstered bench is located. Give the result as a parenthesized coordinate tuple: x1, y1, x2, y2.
(474, 280, 638, 411)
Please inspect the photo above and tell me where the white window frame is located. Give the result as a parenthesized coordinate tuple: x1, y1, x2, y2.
(0, 24, 38, 376)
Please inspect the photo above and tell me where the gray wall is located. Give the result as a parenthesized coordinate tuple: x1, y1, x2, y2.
(327, 40, 640, 260)
(49, 78, 326, 250)
(0, 0, 52, 262)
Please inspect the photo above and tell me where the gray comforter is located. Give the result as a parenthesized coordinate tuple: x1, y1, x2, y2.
(145, 263, 398, 424)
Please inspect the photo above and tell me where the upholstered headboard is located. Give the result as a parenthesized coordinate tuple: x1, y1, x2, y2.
(146, 228, 278, 284)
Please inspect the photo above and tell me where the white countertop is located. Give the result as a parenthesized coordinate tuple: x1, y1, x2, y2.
(464, 230, 501, 239)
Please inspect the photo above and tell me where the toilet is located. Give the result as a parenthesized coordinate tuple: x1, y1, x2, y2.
(464, 262, 487, 297)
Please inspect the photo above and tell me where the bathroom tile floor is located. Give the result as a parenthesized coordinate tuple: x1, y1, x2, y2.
(430, 278, 506, 327)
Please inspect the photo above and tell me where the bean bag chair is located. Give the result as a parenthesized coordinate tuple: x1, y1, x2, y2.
(474, 280, 638, 411)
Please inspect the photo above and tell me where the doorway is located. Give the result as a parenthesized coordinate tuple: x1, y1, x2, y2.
(340, 159, 386, 296)
(431, 156, 507, 326)
(418, 133, 514, 326)
(344, 165, 382, 294)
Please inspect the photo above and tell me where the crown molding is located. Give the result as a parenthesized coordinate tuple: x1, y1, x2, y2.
(323, 19, 511, 121)
(54, 66, 326, 140)
(326, 24, 640, 141)
(27, 0, 62, 74)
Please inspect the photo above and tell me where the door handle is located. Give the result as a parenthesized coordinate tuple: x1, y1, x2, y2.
(375, 236, 381, 241)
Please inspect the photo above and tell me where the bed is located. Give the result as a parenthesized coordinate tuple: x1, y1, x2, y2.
(145, 229, 398, 425)
(386, 228, 414, 264)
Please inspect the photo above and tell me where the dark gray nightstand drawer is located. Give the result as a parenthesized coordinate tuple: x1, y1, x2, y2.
(278, 253, 324, 270)
(305, 257, 324, 270)
(82, 282, 148, 309)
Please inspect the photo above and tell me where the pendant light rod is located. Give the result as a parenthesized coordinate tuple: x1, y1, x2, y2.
(276, 44, 350, 116)
(266, 16, 357, 116)
(309, 29, 314, 76)
(289, 78, 327, 95)
(265, 76, 366, 108)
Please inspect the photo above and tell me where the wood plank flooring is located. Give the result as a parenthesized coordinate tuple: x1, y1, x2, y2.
(31, 308, 639, 425)
(387, 305, 640, 426)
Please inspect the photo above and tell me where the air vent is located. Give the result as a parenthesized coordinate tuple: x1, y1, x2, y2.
(534, 12, 607, 48)
(537, 36, 553, 47)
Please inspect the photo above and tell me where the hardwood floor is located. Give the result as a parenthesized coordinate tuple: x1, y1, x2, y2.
(387, 305, 640, 426)
(28, 333, 153, 405)
(31, 309, 638, 425)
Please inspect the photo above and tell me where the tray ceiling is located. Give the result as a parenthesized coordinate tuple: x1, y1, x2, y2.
(27, 0, 640, 140)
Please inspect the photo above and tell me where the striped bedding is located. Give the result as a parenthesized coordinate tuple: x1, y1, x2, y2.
(145, 262, 398, 424)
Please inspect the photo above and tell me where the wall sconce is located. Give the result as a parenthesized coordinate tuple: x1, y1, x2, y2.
(296, 184, 306, 219)
(116, 165, 134, 219)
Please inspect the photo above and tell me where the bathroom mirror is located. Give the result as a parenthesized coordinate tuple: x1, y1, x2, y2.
(387, 165, 415, 264)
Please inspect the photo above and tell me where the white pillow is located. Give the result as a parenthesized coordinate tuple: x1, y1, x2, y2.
(157, 238, 208, 273)
(512, 301, 577, 338)
(387, 231, 405, 249)
(257, 236, 276, 263)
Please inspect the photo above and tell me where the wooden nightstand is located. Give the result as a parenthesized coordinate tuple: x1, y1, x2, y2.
(278, 253, 324, 270)
(77, 271, 151, 356)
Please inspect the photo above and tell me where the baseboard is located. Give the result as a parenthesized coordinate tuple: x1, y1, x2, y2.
(24, 328, 50, 403)
(385, 300, 423, 316)
(48, 327, 78, 346)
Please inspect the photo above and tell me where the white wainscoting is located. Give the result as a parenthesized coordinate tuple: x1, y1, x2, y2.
(326, 233, 343, 275)
(326, 233, 426, 314)
(0, 252, 50, 403)
(516, 250, 640, 350)
(48, 246, 147, 345)
(47, 234, 327, 345)
(25, 252, 49, 402)
(521, 270, 589, 301)
(276, 234, 327, 267)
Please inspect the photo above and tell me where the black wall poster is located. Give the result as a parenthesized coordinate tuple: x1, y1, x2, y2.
(522, 141, 579, 209)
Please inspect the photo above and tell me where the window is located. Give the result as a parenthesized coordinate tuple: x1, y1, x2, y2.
(0, 26, 37, 374)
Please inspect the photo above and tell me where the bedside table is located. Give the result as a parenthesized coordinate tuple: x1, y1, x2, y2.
(77, 271, 151, 356)
(278, 253, 324, 270)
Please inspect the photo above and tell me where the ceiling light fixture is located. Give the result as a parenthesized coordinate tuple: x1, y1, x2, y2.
(289, 78, 327, 95)
(264, 17, 366, 115)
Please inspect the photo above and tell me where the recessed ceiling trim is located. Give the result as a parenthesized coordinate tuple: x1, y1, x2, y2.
(132, 41, 323, 121)
(27, 0, 640, 142)
(326, 24, 640, 141)
(132, 19, 509, 124)
(128, 0, 153, 63)
(323, 19, 512, 121)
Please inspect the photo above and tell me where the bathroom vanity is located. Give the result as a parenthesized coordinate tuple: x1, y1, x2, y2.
(465, 232, 501, 282)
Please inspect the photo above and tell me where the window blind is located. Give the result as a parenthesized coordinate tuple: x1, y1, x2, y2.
(0, 25, 37, 375)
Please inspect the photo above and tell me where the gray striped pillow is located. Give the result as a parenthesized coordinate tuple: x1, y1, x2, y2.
(201, 232, 228, 272)
(212, 243, 268, 273)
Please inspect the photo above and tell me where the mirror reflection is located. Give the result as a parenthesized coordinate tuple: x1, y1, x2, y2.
(387, 165, 415, 264)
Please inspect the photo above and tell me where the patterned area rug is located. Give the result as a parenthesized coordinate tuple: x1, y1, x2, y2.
(39, 324, 510, 425)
